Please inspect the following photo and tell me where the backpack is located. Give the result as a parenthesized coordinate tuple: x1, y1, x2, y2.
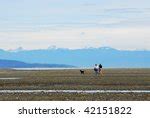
(94, 67, 98, 71)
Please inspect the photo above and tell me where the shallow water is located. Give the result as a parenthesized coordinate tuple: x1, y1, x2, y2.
(0, 90, 150, 93)
(13, 68, 80, 70)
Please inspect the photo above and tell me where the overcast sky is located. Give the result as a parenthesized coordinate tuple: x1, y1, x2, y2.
(0, 0, 150, 50)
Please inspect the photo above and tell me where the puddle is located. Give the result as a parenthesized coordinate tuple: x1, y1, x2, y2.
(0, 90, 149, 93)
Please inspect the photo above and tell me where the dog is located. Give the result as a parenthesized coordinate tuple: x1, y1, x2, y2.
(80, 70, 85, 74)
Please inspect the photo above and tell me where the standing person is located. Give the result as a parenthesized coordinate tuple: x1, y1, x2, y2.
(94, 64, 99, 76)
(99, 64, 103, 76)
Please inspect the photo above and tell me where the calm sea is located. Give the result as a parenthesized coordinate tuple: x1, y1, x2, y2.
(13, 67, 92, 70)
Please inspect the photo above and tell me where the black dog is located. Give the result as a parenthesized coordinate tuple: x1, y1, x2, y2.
(80, 70, 85, 74)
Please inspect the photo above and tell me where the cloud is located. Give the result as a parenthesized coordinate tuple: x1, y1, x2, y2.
(104, 8, 142, 13)
(0, 27, 150, 50)
(81, 3, 97, 7)
(0, 0, 150, 50)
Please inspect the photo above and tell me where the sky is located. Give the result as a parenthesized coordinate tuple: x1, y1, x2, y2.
(0, 0, 150, 50)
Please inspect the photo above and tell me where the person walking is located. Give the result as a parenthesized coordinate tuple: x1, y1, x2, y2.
(99, 64, 103, 76)
(94, 64, 99, 76)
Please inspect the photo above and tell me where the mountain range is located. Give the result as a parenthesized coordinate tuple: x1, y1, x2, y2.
(0, 47, 150, 68)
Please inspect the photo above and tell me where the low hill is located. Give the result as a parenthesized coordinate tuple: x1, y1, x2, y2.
(0, 59, 74, 68)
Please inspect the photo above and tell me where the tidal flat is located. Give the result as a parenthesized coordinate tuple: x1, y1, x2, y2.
(0, 69, 149, 100)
